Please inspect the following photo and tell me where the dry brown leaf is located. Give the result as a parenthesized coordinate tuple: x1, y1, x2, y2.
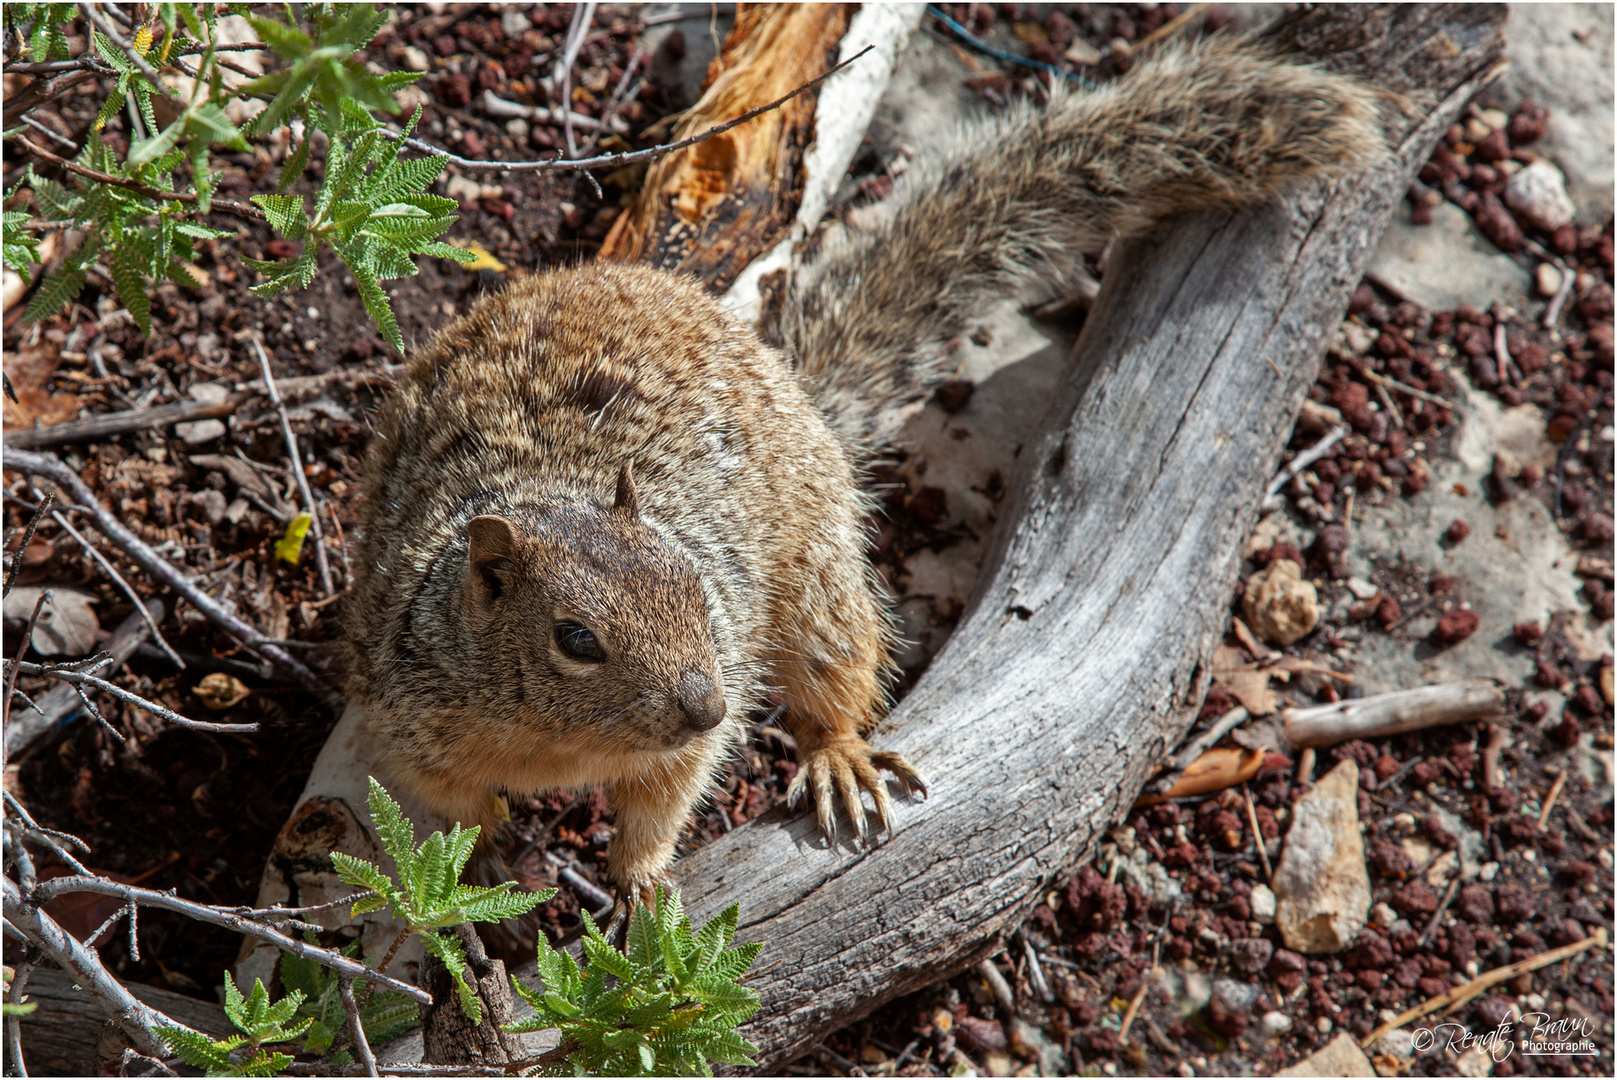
(3, 585, 100, 656)
(2, 345, 81, 430)
(1212, 644, 1280, 715)
(193, 672, 250, 710)
(1137, 747, 1266, 804)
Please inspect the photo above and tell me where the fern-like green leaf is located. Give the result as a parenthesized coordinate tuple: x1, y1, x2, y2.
(250, 193, 308, 240)
(352, 270, 402, 353)
(22, 265, 85, 324)
(110, 242, 153, 333)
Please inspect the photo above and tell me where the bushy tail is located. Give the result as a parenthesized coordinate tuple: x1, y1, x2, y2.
(776, 38, 1386, 448)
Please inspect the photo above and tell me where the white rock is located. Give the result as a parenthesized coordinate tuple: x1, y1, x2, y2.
(1369, 201, 1531, 310)
(176, 419, 227, 444)
(1370, 902, 1397, 928)
(1536, 263, 1565, 298)
(1277, 1033, 1375, 1077)
(1250, 883, 1277, 923)
(1262, 1011, 1293, 1035)
(1376, 1028, 1415, 1060)
(1064, 38, 1101, 66)
(402, 45, 430, 72)
(1274, 760, 1371, 953)
(500, 9, 531, 36)
(1345, 577, 1379, 601)
(1504, 160, 1576, 231)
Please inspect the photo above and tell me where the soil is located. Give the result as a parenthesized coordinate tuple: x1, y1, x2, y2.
(3, 4, 1611, 1077)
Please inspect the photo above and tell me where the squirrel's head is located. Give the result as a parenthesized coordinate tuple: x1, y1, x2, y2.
(458, 464, 728, 752)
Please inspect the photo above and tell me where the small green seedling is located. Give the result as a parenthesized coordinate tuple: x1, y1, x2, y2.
(330, 777, 552, 1024)
(279, 940, 419, 1059)
(158, 972, 311, 1077)
(507, 885, 764, 1077)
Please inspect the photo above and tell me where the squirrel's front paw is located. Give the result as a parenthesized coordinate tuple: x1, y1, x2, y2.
(787, 733, 927, 841)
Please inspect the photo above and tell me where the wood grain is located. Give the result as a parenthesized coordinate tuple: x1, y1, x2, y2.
(597, 4, 853, 291)
(659, 5, 1508, 1067)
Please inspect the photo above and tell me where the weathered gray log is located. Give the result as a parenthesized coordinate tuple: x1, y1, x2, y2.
(12, 966, 232, 1076)
(662, 5, 1508, 1068)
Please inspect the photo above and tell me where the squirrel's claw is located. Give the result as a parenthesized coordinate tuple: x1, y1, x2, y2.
(790, 735, 924, 845)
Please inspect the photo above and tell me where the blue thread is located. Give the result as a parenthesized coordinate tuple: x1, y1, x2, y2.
(924, 4, 1099, 90)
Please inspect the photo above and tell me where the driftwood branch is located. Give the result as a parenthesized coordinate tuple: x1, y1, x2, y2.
(654, 5, 1507, 1067)
(1283, 679, 1504, 748)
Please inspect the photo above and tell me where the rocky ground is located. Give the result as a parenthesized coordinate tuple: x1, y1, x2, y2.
(3, 3, 1612, 1077)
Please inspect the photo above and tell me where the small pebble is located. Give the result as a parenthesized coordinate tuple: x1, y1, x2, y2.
(402, 45, 430, 72)
(1316, 1016, 1333, 1034)
(1504, 160, 1576, 232)
(1262, 1011, 1293, 1035)
(1370, 902, 1397, 929)
(1536, 263, 1564, 298)
(1345, 577, 1379, 600)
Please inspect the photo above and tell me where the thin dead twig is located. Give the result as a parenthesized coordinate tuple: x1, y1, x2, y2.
(1362, 368, 1450, 407)
(555, 2, 600, 158)
(27, 873, 430, 1002)
(16, 112, 80, 152)
(338, 977, 381, 1079)
(1536, 770, 1567, 830)
(1261, 424, 1347, 510)
(1360, 928, 1608, 1049)
(1243, 784, 1273, 884)
(1416, 873, 1461, 947)
(15, 135, 264, 220)
(2, 588, 50, 734)
(251, 336, 335, 596)
(3, 489, 53, 598)
(390, 45, 876, 175)
(3, 390, 252, 449)
(14, 660, 256, 734)
(2, 874, 183, 1058)
(48, 504, 183, 667)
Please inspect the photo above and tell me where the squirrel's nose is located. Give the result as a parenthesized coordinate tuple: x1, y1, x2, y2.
(677, 669, 726, 732)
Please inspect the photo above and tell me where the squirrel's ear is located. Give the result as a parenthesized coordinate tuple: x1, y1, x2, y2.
(613, 461, 639, 519)
(467, 515, 521, 568)
(467, 515, 521, 601)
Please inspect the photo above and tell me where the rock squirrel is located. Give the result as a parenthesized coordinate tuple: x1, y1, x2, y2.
(345, 40, 1384, 904)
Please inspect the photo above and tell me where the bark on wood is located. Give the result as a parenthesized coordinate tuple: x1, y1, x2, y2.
(1283, 679, 1505, 748)
(3, 393, 251, 450)
(652, 6, 1507, 1068)
(14, 967, 233, 1077)
(420, 925, 520, 1066)
(597, 4, 854, 291)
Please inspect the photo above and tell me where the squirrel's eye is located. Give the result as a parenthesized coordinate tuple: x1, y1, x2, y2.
(555, 622, 606, 662)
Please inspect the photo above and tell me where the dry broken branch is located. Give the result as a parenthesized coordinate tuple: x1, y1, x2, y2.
(1283, 679, 1504, 749)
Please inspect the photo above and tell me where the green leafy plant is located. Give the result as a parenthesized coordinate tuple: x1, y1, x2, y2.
(3, 2, 466, 350)
(331, 777, 551, 1025)
(278, 939, 419, 1059)
(157, 971, 311, 1077)
(507, 886, 764, 1077)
